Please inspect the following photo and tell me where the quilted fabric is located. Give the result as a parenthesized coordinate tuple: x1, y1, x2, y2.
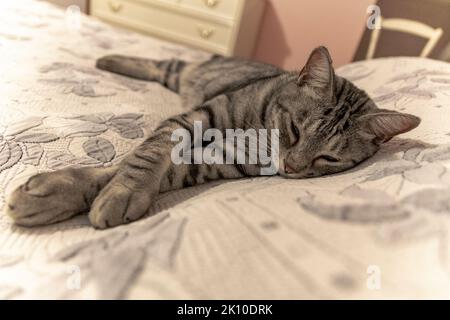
(0, 0, 450, 299)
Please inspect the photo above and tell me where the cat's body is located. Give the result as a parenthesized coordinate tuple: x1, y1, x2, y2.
(6, 47, 420, 228)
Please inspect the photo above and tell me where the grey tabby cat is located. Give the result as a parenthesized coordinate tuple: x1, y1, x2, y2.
(6, 47, 420, 229)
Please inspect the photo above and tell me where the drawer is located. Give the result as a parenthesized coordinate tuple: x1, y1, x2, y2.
(136, 0, 242, 20)
(174, 0, 241, 19)
(91, 0, 236, 54)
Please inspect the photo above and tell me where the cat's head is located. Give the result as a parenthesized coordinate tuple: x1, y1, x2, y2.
(270, 46, 420, 178)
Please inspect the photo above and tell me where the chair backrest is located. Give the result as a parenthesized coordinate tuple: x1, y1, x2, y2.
(366, 17, 444, 59)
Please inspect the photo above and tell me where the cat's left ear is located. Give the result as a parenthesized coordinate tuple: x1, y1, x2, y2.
(358, 110, 421, 144)
(297, 46, 335, 98)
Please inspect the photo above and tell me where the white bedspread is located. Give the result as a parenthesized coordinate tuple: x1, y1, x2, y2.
(1, 0, 450, 299)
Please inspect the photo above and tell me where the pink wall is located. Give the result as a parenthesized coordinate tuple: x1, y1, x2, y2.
(253, 0, 375, 71)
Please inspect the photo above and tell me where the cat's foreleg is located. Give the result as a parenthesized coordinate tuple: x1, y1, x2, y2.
(159, 161, 248, 193)
(6, 166, 118, 227)
(87, 103, 227, 229)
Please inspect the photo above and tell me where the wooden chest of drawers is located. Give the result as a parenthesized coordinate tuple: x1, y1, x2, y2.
(90, 0, 266, 57)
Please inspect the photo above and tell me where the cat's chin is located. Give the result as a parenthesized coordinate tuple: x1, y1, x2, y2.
(278, 170, 318, 179)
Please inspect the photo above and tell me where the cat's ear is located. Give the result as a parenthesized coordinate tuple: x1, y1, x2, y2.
(358, 110, 421, 143)
(297, 46, 334, 97)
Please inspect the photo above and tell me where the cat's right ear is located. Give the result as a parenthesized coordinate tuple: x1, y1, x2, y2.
(297, 46, 335, 98)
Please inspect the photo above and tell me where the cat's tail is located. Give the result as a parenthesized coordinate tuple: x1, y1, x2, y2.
(96, 55, 187, 93)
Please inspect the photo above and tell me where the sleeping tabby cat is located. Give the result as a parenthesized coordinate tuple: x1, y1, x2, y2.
(6, 47, 420, 229)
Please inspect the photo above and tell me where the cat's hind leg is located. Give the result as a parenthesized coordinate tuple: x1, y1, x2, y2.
(6, 166, 118, 227)
(96, 55, 187, 92)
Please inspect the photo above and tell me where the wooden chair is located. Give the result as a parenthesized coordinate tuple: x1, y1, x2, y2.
(366, 17, 443, 59)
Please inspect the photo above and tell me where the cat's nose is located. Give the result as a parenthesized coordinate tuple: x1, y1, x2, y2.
(284, 162, 296, 174)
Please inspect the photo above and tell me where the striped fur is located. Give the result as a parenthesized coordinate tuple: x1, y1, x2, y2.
(7, 47, 421, 228)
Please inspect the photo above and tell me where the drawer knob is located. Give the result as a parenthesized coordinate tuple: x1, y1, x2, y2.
(108, 1, 123, 13)
(204, 0, 219, 8)
(198, 27, 214, 39)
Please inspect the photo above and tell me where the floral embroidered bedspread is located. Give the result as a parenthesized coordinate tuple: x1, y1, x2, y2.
(0, 0, 450, 299)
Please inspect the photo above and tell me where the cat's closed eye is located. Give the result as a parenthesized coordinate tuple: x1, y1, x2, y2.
(313, 155, 340, 166)
(289, 121, 300, 145)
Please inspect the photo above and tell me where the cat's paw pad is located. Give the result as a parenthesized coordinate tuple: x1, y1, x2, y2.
(6, 169, 91, 227)
(88, 183, 152, 229)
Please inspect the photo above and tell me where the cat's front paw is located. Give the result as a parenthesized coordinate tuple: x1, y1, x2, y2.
(6, 169, 91, 227)
(88, 181, 153, 229)
(6, 167, 117, 227)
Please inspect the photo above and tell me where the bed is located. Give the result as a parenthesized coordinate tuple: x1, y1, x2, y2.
(1, 0, 450, 299)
